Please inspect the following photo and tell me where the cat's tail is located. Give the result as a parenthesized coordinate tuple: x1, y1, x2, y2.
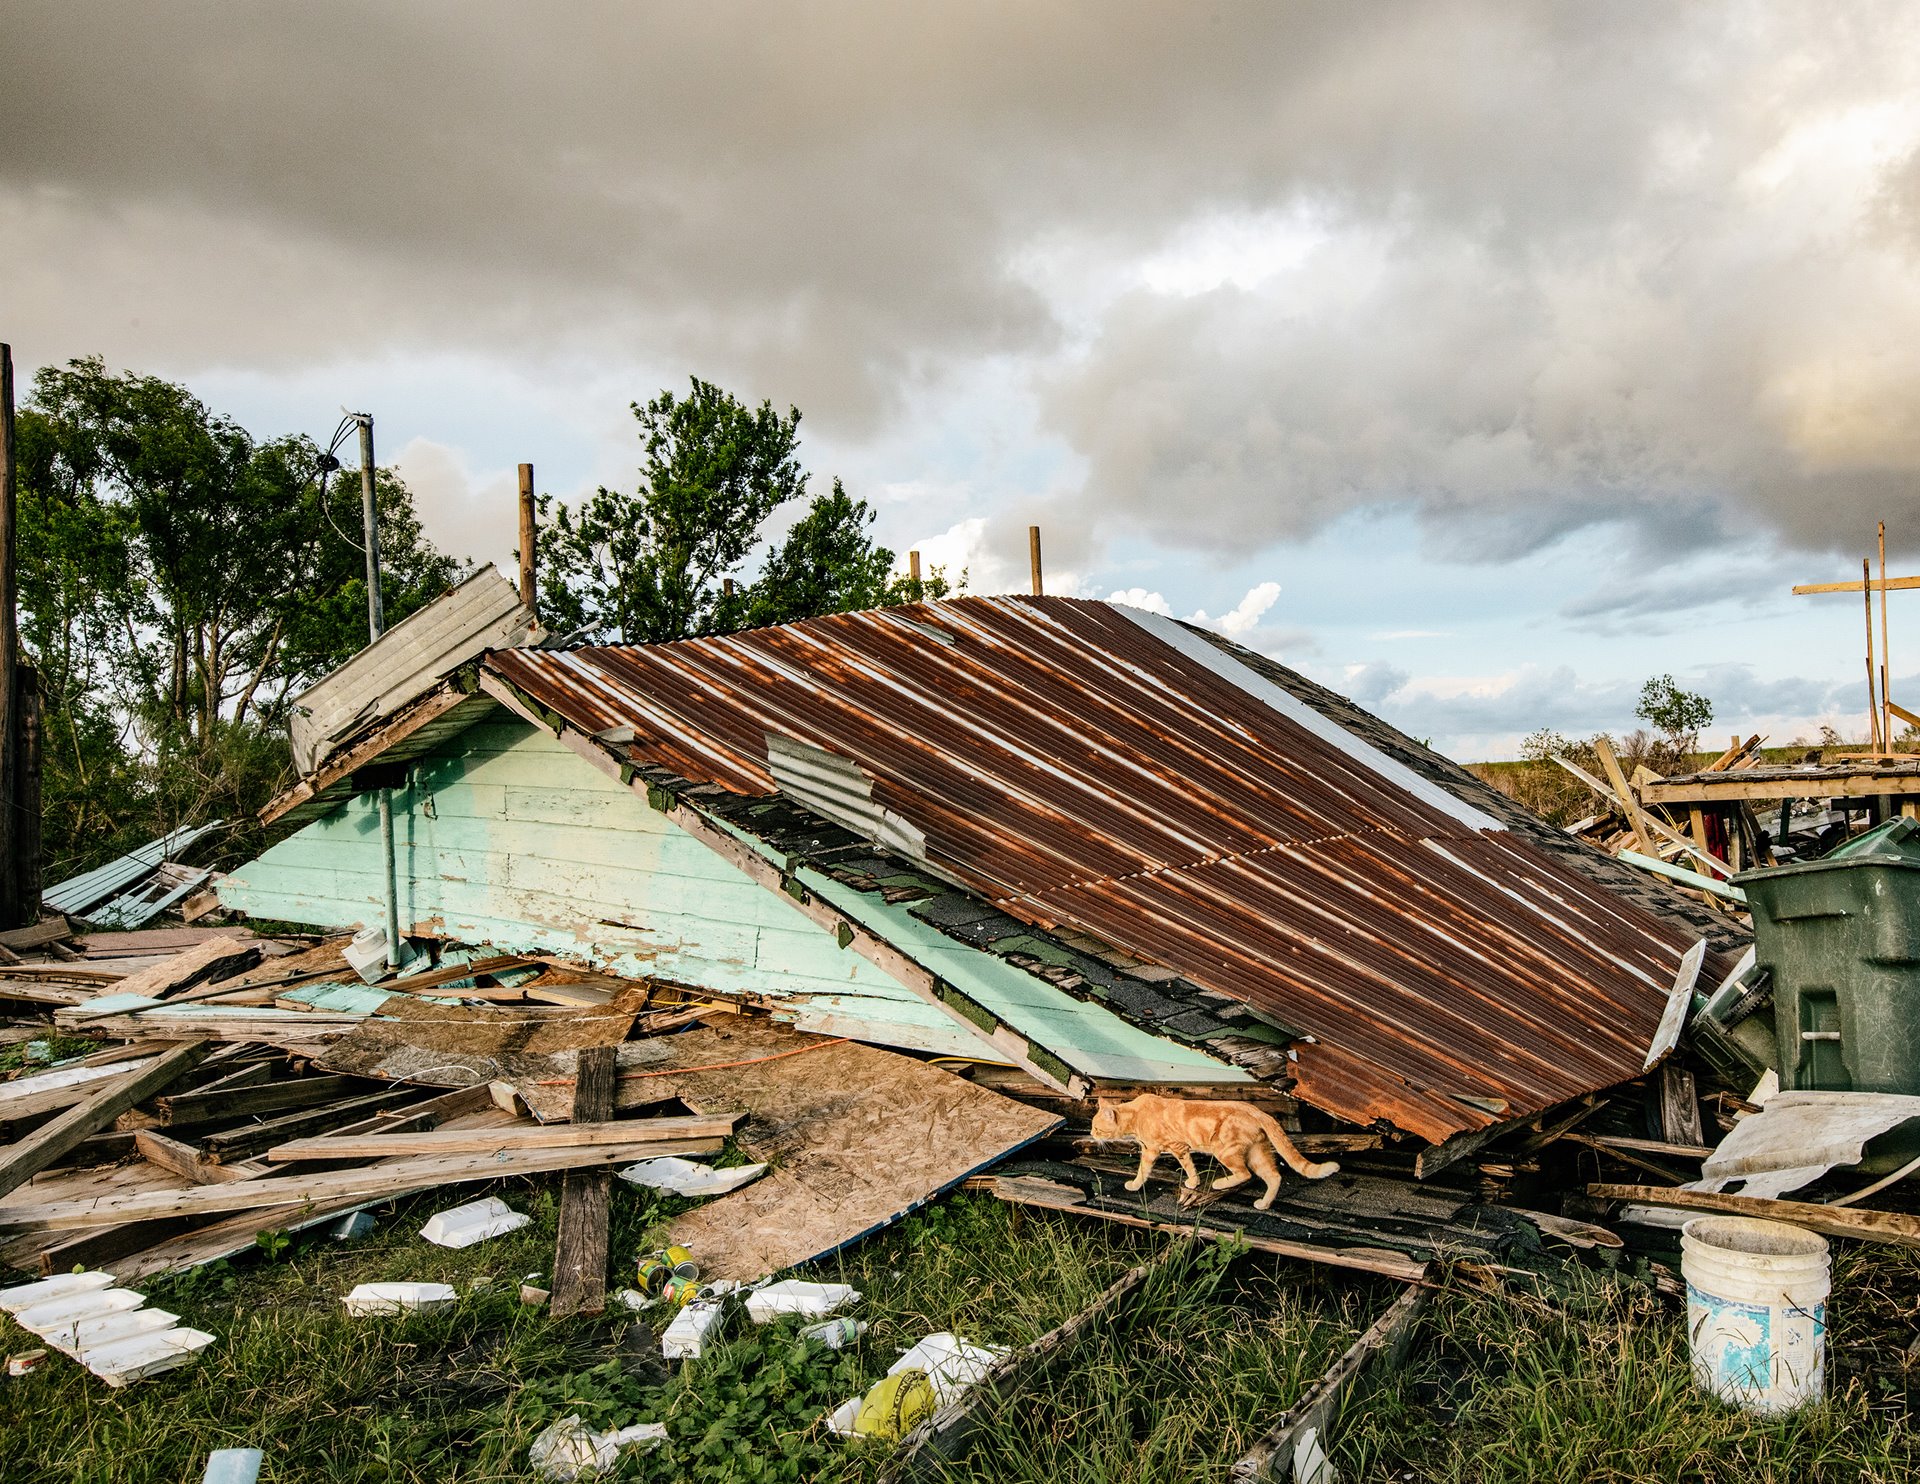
(1253, 1109, 1340, 1180)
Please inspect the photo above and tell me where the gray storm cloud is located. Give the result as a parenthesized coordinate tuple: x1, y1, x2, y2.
(6, 2, 1920, 562)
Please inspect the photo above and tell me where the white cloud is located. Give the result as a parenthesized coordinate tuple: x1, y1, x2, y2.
(389, 437, 520, 570)
(1105, 587, 1174, 615)
(1109, 581, 1282, 636)
(1204, 581, 1283, 637)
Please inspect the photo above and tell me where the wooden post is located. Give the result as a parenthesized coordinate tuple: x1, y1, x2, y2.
(908, 550, 921, 585)
(1882, 521, 1894, 744)
(551, 1044, 617, 1317)
(1594, 736, 1656, 858)
(517, 463, 538, 616)
(16, 667, 39, 919)
(1865, 558, 1883, 750)
(1028, 525, 1043, 596)
(0, 345, 17, 928)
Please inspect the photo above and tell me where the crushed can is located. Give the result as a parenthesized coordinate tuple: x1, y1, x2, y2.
(662, 1276, 701, 1308)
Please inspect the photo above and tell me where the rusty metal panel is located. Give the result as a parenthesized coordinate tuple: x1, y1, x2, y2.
(486, 596, 1715, 1139)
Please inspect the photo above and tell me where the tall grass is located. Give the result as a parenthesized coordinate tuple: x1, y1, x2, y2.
(1, 1183, 1914, 1482)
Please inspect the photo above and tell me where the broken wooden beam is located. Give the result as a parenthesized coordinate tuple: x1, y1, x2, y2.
(0, 1137, 729, 1232)
(133, 1130, 267, 1187)
(0, 918, 72, 952)
(1231, 1281, 1432, 1482)
(988, 1174, 1430, 1282)
(197, 1089, 423, 1163)
(156, 1073, 361, 1125)
(880, 1241, 1185, 1481)
(550, 1045, 618, 1319)
(1589, 1183, 1920, 1248)
(264, 1111, 737, 1162)
(0, 1040, 212, 1199)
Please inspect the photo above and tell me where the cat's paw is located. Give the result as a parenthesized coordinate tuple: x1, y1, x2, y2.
(1123, 1177, 1146, 1191)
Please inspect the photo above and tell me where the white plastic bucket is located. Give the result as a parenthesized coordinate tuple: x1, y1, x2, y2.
(1681, 1216, 1829, 1414)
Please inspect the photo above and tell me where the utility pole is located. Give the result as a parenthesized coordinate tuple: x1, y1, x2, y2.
(356, 415, 385, 639)
(1029, 525, 1044, 597)
(518, 462, 538, 617)
(0, 348, 17, 925)
(349, 411, 400, 966)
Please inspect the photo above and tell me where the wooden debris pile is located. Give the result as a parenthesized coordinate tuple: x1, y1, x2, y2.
(0, 925, 1059, 1318)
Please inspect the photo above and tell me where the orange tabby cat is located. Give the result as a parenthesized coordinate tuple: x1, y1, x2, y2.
(1088, 1094, 1339, 1210)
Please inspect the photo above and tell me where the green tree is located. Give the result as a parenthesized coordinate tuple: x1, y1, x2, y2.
(538, 377, 954, 643)
(539, 378, 807, 643)
(1635, 674, 1713, 758)
(742, 479, 950, 630)
(18, 357, 464, 875)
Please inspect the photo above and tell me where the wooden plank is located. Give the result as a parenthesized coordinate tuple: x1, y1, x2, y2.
(157, 1073, 361, 1125)
(1565, 1134, 1693, 1184)
(1792, 575, 1920, 595)
(0, 918, 72, 951)
(0, 1041, 210, 1199)
(134, 1130, 267, 1186)
(989, 1175, 1430, 1282)
(1657, 1064, 1706, 1146)
(108, 1103, 522, 1281)
(36, 1217, 208, 1276)
(86, 936, 260, 1002)
(382, 954, 537, 995)
(198, 1089, 423, 1162)
(880, 1242, 1184, 1481)
(58, 1009, 376, 1038)
(1593, 737, 1657, 857)
(1550, 755, 1732, 877)
(551, 1045, 618, 1318)
(1231, 1282, 1432, 1483)
(266, 1111, 737, 1162)
(1589, 1134, 1710, 1160)
(319, 1083, 493, 1140)
(0, 1137, 727, 1231)
(1590, 1183, 1920, 1248)
(1644, 771, 1920, 804)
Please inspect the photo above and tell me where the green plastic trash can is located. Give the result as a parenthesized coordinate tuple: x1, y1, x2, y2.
(1735, 818, 1920, 1094)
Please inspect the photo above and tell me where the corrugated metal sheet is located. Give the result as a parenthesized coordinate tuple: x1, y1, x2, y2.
(289, 567, 541, 773)
(487, 596, 1717, 1141)
(44, 822, 224, 918)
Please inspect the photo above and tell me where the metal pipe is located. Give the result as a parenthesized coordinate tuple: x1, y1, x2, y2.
(378, 787, 402, 970)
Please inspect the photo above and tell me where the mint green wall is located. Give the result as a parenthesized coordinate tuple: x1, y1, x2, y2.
(221, 717, 984, 1056)
(221, 713, 1246, 1083)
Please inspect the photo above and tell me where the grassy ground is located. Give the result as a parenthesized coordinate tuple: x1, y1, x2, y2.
(1, 1178, 1916, 1482)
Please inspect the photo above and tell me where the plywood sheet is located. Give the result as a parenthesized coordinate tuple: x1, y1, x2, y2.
(633, 1019, 1060, 1279)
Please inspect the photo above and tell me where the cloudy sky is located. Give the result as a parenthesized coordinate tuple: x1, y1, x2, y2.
(10, 2, 1920, 759)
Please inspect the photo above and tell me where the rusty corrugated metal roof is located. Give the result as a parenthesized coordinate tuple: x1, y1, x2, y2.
(486, 596, 1711, 1141)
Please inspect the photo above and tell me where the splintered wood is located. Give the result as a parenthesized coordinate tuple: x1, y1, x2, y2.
(596, 1019, 1063, 1280)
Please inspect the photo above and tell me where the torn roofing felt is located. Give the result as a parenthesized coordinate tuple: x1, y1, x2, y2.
(482, 595, 1733, 1143)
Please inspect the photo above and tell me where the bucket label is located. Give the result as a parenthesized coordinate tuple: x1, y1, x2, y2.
(1686, 1283, 1826, 1411)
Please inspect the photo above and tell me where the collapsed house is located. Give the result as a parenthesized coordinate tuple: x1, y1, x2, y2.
(225, 584, 1739, 1153)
